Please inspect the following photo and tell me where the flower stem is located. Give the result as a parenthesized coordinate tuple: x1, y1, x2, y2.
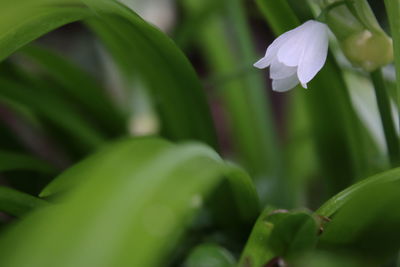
(316, 1, 350, 22)
(371, 69, 400, 166)
(384, 0, 400, 134)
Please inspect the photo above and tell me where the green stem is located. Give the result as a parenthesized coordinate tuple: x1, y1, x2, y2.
(182, 0, 280, 205)
(384, 0, 400, 130)
(371, 69, 400, 166)
(316, 1, 348, 22)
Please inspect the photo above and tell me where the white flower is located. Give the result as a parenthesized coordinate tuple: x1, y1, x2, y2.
(254, 20, 329, 92)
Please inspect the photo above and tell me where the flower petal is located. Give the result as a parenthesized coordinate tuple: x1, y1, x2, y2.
(272, 73, 300, 92)
(254, 57, 270, 69)
(254, 26, 299, 69)
(297, 21, 329, 84)
(270, 58, 297, 79)
(277, 20, 315, 67)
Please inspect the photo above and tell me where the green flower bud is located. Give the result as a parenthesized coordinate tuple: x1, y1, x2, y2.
(320, 0, 393, 71)
(342, 30, 393, 72)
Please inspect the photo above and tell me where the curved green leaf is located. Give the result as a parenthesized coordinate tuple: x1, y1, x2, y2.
(0, 137, 258, 267)
(0, 186, 47, 217)
(316, 168, 400, 263)
(18, 45, 125, 135)
(318, 181, 400, 263)
(0, 77, 106, 151)
(0, 0, 218, 148)
(0, 0, 90, 61)
(317, 167, 400, 217)
(0, 150, 56, 173)
(185, 243, 236, 267)
(239, 208, 318, 266)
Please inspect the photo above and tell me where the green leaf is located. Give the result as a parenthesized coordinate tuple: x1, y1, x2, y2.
(319, 181, 400, 263)
(239, 209, 318, 266)
(267, 212, 319, 260)
(317, 168, 400, 263)
(317, 167, 400, 217)
(181, 0, 279, 204)
(0, 150, 56, 173)
(185, 243, 236, 267)
(0, 0, 218, 148)
(0, 186, 47, 217)
(84, 0, 218, 148)
(0, 77, 106, 152)
(17, 45, 126, 135)
(0, 0, 90, 61)
(0, 137, 259, 267)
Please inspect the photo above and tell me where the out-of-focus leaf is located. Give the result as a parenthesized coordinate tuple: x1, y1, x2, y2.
(0, 0, 90, 62)
(316, 168, 400, 263)
(17, 45, 126, 135)
(184, 243, 236, 267)
(0, 151, 56, 174)
(85, 0, 218, 148)
(319, 181, 400, 263)
(317, 167, 400, 217)
(239, 209, 318, 266)
(238, 207, 275, 266)
(294, 252, 370, 267)
(182, 0, 279, 205)
(0, 137, 259, 267)
(0, 0, 218, 148)
(0, 77, 106, 152)
(268, 212, 319, 260)
(0, 186, 47, 217)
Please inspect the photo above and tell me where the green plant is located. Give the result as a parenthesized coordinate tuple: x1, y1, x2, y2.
(0, 0, 400, 266)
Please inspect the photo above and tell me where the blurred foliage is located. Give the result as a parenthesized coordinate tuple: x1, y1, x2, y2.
(0, 0, 399, 266)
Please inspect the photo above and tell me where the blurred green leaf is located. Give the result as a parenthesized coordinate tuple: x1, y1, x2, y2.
(0, 186, 47, 217)
(317, 167, 400, 217)
(184, 243, 236, 267)
(294, 252, 369, 267)
(0, 0, 218, 149)
(17, 45, 126, 135)
(316, 168, 400, 263)
(268, 211, 319, 260)
(0, 150, 56, 174)
(239, 209, 318, 266)
(319, 181, 400, 263)
(181, 0, 280, 205)
(0, 137, 259, 267)
(0, 0, 90, 61)
(0, 77, 106, 152)
(85, 0, 218, 148)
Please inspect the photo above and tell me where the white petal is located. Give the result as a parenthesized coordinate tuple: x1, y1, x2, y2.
(254, 57, 270, 69)
(270, 58, 297, 79)
(297, 21, 329, 84)
(277, 20, 315, 67)
(272, 74, 300, 92)
(254, 26, 299, 69)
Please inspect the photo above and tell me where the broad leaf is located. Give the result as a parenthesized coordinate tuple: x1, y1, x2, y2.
(0, 138, 259, 267)
(0, 187, 47, 217)
(0, 150, 56, 174)
(0, 0, 218, 148)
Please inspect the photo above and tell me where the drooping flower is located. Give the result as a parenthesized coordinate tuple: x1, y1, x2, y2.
(254, 20, 329, 92)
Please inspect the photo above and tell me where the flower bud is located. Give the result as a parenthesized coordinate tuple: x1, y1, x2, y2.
(320, 0, 393, 71)
(342, 30, 393, 72)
